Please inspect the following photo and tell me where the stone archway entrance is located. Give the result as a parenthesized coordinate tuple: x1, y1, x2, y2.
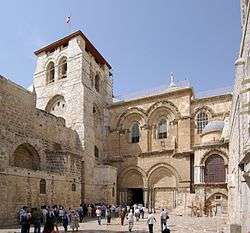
(148, 166, 177, 210)
(118, 169, 145, 205)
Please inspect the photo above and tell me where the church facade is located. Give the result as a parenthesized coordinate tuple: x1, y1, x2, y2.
(0, 29, 232, 226)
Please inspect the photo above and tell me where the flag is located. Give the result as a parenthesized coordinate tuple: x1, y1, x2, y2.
(66, 16, 71, 24)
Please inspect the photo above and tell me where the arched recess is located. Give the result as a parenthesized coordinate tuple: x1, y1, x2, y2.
(45, 95, 66, 118)
(118, 166, 147, 188)
(205, 193, 228, 216)
(116, 107, 147, 129)
(147, 100, 181, 121)
(193, 106, 215, 119)
(200, 149, 228, 166)
(147, 163, 180, 209)
(118, 166, 147, 205)
(12, 143, 40, 170)
(204, 154, 226, 183)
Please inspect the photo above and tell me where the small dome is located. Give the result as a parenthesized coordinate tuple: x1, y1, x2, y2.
(202, 121, 224, 134)
(27, 84, 33, 92)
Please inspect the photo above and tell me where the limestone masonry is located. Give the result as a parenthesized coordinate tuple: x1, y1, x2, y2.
(0, 2, 250, 232)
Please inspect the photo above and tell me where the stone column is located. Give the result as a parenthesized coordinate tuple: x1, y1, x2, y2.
(194, 166, 200, 184)
(143, 188, 148, 207)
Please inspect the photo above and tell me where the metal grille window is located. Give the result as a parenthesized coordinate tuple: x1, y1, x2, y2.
(197, 111, 208, 134)
(158, 119, 168, 139)
(131, 123, 140, 143)
(204, 155, 225, 183)
(40, 179, 46, 194)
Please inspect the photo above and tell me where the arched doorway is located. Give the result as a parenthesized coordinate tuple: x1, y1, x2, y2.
(205, 193, 228, 216)
(119, 168, 145, 205)
(148, 166, 177, 209)
(12, 143, 40, 170)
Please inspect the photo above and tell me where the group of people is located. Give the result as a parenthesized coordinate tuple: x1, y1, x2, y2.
(19, 205, 81, 233)
(94, 204, 170, 233)
(18, 203, 170, 233)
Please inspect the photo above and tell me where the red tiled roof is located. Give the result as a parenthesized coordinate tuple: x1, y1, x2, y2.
(34, 30, 111, 69)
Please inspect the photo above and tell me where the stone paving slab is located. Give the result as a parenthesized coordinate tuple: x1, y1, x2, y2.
(0, 214, 229, 233)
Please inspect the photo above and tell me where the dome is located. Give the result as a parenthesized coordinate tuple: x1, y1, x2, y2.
(27, 84, 33, 92)
(202, 121, 224, 134)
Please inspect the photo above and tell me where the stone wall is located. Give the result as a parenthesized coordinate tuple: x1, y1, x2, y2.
(0, 76, 82, 226)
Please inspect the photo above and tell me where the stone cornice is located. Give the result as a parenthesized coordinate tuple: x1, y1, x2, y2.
(109, 87, 193, 108)
(192, 141, 229, 150)
(194, 183, 227, 188)
(191, 93, 232, 104)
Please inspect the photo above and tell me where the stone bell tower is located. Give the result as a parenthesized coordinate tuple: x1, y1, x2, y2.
(33, 31, 117, 203)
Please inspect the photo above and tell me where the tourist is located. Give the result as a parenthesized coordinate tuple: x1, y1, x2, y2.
(133, 203, 138, 213)
(120, 206, 127, 226)
(111, 204, 116, 218)
(20, 206, 28, 233)
(62, 211, 69, 232)
(58, 207, 64, 223)
(127, 209, 134, 232)
(96, 206, 102, 225)
(160, 208, 167, 232)
(141, 206, 146, 219)
(70, 210, 80, 231)
(78, 206, 84, 222)
(147, 211, 156, 233)
(32, 207, 42, 233)
(134, 208, 140, 221)
(26, 208, 32, 233)
(106, 206, 112, 225)
(42, 206, 48, 225)
(87, 205, 92, 217)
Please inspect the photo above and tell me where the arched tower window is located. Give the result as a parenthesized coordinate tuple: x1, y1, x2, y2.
(131, 123, 140, 143)
(158, 119, 168, 139)
(40, 179, 46, 194)
(46, 61, 55, 84)
(196, 111, 208, 134)
(95, 74, 100, 92)
(204, 155, 225, 183)
(58, 57, 67, 79)
(94, 145, 99, 158)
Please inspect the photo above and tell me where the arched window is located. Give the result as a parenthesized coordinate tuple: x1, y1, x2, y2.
(72, 183, 76, 192)
(131, 123, 140, 143)
(95, 74, 100, 92)
(204, 155, 225, 183)
(158, 119, 168, 139)
(46, 61, 55, 84)
(58, 57, 67, 79)
(40, 179, 46, 194)
(94, 145, 99, 158)
(196, 111, 208, 134)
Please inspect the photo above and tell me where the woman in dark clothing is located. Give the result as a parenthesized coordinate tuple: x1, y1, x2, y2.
(106, 206, 112, 225)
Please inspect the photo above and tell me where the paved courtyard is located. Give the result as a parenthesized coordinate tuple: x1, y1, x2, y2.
(0, 213, 229, 233)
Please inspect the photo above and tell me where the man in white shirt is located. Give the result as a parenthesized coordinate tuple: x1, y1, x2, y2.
(147, 211, 156, 233)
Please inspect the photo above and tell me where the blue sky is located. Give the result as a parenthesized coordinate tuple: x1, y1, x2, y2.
(0, 0, 241, 97)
